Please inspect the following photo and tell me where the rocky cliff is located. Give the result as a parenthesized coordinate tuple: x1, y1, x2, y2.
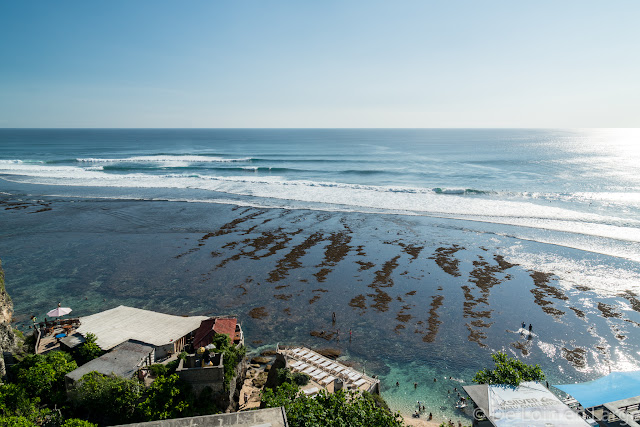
(0, 259, 22, 377)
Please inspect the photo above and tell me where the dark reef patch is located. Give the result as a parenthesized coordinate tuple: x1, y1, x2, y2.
(430, 245, 463, 277)
(562, 347, 587, 369)
(249, 306, 268, 319)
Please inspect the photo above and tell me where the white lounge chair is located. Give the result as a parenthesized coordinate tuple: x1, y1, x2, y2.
(308, 355, 321, 363)
(303, 387, 319, 396)
(354, 378, 366, 387)
(290, 360, 304, 369)
(319, 360, 332, 368)
(303, 367, 316, 375)
(313, 372, 328, 381)
(348, 372, 362, 381)
(293, 363, 309, 372)
(321, 375, 336, 385)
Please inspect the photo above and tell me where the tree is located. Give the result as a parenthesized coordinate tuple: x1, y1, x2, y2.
(0, 383, 40, 419)
(138, 374, 190, 421)
(13, 351, 77, 404)
(472, 352, 545, 386)
(262, 382, 404, 427)
(76, 333, 103, 364)
(69, 371, 143, 425)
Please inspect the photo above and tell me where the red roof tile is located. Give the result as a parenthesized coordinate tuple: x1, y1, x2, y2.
(213, 318, 237, 341)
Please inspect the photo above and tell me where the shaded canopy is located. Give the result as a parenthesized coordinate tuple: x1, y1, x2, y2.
(555, 371, 640, 409)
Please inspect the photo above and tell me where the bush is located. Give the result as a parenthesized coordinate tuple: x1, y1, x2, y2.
(62, 419, 98, 427)
(165, 359, 180, 375)
(210, 334, 245, 391)
(276, 368, 309, 387)
(211, 333, 230, 349)
(77, 333, 103, 364)
(362, 391, 390, 412)
(292, 372, 310, 386)
(148, 364, 168, 377)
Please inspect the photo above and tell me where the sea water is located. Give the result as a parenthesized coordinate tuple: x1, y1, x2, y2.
(1, 128, 640, 422)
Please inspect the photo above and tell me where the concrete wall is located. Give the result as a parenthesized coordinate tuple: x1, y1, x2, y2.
(176, 353, 225, 393)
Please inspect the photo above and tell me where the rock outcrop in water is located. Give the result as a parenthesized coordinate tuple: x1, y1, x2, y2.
(0, 259, 23, 377)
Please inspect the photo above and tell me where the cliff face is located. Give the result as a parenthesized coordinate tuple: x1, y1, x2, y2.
(0, 259, 21, 377)
(0, 260, 13, 323)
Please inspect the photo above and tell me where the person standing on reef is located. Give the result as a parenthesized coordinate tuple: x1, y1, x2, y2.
(332, 312, 336, 323)
(529, 323, 533, 332)
(522, 321, 526, 329)
(349, 328, 352, 341)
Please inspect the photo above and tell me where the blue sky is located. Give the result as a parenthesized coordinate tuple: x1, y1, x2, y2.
(1, 1, 639, 128)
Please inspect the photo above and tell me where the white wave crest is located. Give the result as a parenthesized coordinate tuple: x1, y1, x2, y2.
(76, 155, 250, 163)
(2, 163, 640, 255)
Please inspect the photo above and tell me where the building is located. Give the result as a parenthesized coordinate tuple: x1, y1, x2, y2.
(193, 317, 244, 349)
(74, 305, 209, 359)
(65, 340, 153, 389)
(175, 351, 226, 394)
(463, 381, 592, 427)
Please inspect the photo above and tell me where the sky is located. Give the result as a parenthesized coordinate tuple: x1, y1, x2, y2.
(1, 1, 639, 128)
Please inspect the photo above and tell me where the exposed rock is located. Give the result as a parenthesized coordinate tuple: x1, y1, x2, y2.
(316, 348, 341, 359)
(250, 356, 271, 364)
(260, 350, 277, 356)
(0, 259, 22, 378)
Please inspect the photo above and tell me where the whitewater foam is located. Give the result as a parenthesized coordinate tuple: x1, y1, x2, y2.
(76, 155, 251, 163)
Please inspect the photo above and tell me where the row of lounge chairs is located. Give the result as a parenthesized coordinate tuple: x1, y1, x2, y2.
(288, 348, 368, 390)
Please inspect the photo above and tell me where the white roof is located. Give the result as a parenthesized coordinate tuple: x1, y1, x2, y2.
(76, 305, 209, 350)
(487, 381, 591, 427)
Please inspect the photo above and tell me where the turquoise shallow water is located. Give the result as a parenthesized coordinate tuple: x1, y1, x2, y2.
(1, 129, 640, 422)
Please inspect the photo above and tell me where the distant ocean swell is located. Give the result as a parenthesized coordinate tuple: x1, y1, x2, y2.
(2, 161, 640, 250)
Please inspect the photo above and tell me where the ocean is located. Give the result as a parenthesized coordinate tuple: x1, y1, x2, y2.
(1, 128, 640, 422)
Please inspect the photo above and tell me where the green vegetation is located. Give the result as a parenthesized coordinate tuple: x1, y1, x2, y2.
(473, 351, 545, 386)
(76, 333, 103, 364)
(209, 333, 245, 390)
(138, 374, 191, 420)
(1, 352, 81, 425)
(69, 371, 143, 425)
(262, 382, 404, 427)
(0, 336, 244, 425)
(148, 363, 168, 377)
(13, 351, 77, 406)
(276, 368, 310, 386)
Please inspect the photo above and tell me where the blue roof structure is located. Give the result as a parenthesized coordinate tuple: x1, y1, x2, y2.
(555, 371, 640, 408)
